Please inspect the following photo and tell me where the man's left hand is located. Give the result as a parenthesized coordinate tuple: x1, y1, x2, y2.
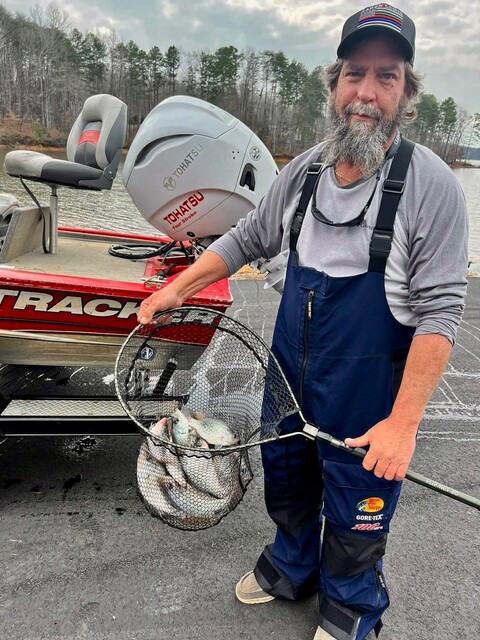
(344, 417, 417, 481)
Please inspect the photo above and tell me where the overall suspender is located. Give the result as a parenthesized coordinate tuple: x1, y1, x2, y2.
(289, 138, 415, 273)
(289, 161, 323, 251)
(368, 138, 414, 273)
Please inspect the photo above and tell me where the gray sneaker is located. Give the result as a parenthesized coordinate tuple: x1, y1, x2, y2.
(235, 570, 276, 604)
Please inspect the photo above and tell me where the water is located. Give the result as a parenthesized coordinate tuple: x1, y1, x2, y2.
(0, 149, 479, 260)
(452, 163, 480, 262)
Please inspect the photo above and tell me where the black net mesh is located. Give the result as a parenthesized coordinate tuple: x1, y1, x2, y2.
(115, 306, 298, 530)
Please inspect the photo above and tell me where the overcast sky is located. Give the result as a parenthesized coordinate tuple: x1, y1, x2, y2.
(5, 0, 480, 114)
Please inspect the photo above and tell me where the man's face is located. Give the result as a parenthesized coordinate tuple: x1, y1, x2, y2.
(321, 35, 410, 175)
(335, 36, 408, 133)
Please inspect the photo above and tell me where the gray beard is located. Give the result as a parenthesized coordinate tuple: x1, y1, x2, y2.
(322, 95, 405, 177)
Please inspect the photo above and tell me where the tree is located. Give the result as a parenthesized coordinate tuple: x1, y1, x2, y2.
(238, 48, 260, 126)
(259, 51, 288, 147)
(213, 45, 242, 110)
(163, 45, 181, 96)
(412, 93, 440, 147)
(295, 66, 327, 149)
(82, 32, 108, 92)
(0, 12, 476, 158)
(464, 112, 480, 162)
(148, 45, 164, 108)
(439, 97, 457, 161)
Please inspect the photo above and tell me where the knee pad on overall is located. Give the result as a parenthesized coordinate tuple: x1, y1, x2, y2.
(319, 520, 389, 640)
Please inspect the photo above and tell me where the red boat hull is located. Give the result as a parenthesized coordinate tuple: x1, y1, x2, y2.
(0, 226, 232, 366)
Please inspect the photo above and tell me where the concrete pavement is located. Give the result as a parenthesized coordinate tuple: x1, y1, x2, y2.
(1, 278, 479, 640)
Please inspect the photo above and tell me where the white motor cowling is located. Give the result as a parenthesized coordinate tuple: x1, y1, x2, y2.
(122, 96, 278, 243)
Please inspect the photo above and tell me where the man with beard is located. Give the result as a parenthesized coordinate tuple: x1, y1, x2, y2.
(137, 5, 468, 639)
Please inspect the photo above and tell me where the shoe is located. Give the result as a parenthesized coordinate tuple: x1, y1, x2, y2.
(235, 570, 276, 604)
(313, 628, 336, 640)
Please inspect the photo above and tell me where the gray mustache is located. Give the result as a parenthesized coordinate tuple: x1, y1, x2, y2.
(344, 103, 382, 120)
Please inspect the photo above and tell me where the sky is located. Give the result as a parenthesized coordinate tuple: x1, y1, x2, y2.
(4, 0, 480, 115)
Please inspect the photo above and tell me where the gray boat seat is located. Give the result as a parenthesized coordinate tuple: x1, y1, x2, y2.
(4, 94, 127, 191)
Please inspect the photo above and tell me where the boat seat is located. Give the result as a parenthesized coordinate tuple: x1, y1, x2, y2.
(3, 94, 127, 253)
(4, 94, 127, 191)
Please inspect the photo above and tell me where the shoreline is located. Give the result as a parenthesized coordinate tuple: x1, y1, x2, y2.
(1, 144, 478, 168)
(0, 143, 295, 163)
(1, 144, 478, 275)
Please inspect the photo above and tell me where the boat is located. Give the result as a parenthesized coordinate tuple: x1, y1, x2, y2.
(0, 95, 276, 384)
(0, 223, 231, 367)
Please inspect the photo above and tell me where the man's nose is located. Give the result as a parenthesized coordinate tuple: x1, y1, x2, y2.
(356, 75, 377, 103)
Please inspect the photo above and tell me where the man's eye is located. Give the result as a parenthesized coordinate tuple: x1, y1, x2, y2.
(346, 71, 361, 77)
(382, 73, 395, 80)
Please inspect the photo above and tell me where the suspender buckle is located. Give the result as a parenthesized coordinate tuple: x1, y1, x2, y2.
(290, 210, 304, 238)
(369, 229, 393, 256)
(306, 163, 322, 176)
(382, 179, 405, 194)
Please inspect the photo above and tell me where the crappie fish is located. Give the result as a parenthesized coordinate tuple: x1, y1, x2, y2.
(137, 442, 185, 519)
(171, 408, 198, 447)
(137, 440, 243, 528)
(147, 418, 187, 488)
(179, 437, 228, 499)
(189, 415, 239, 447)
(147, 417, 168, 461)
(165, 476, 233, 521)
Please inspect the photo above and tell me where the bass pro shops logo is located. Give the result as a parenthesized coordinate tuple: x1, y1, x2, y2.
(356, 497, 385, 513)
(352, 497, 385, 531)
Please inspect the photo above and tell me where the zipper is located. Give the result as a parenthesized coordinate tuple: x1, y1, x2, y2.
(299, 290, 315, 407)
(374, 565, 387, 609)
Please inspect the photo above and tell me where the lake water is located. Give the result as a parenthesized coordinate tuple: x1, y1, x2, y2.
(0, 149, 479, 263)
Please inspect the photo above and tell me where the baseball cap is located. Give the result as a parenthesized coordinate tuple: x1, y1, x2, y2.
(337, 4, 416, 63)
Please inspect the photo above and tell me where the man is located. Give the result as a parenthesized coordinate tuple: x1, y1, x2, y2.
(138, 5, 468, 639)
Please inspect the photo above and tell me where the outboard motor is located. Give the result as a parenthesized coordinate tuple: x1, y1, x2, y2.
(122, 96, 278, 248)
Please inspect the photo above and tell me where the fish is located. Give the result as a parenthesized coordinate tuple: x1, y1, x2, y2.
(171, 408, 198, 447)
(215, 451, 243, 508)
(179, 437, 228, 499)
(140, 473, 184, 520)
(138, 440, 241, 528)
(188, 415, 240, 447)
(147, 418, 187, 488)
(137, 442, 185, 520)
(147, 417, 168, 461)
(164, 476, 233, 523)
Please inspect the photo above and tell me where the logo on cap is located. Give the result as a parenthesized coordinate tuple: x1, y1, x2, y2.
(358, 4, 404, 33)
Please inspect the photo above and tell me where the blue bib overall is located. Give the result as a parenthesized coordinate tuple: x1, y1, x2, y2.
(254, 140, 415, 640)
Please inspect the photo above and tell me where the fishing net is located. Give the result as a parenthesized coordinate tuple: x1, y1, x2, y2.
(115, 306, 298, 530)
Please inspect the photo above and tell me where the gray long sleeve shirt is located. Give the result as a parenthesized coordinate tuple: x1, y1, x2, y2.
(208, 139, 469, 344)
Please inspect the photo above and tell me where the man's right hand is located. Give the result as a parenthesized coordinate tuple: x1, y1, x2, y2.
(137, 286, 183, 325)
(136, 250, 231, 325)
